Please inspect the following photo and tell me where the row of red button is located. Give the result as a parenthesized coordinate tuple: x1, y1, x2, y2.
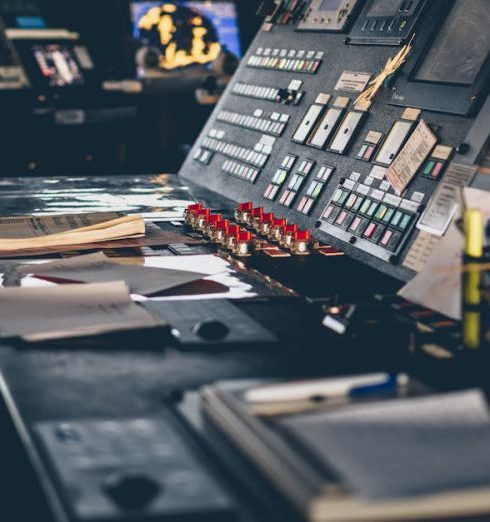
(185, 204, 252, 241)
(235, 202, 312, 243)
(184, 202, 312, 256)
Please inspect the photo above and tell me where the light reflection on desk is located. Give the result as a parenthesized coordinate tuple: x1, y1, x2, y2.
(0, 254, 295, 301)
(0, 175, 195, 222)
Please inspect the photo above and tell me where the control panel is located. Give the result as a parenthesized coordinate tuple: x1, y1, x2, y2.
(179, 0, 490, 281)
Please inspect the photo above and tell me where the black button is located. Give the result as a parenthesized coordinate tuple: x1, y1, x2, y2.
(193, 320, 230, 341)
(103, 473, 161, 511)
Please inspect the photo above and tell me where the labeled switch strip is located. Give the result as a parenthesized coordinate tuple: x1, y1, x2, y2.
(217, 109, 289, 137)
(297, 165, 335, 215)
(232, 81, 304, 105)
(201, 135, 269, 169)
(222, 159, 261, 184)
(247, 47, 323, 74)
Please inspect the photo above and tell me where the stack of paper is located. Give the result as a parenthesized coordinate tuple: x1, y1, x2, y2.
(0, 282, 164, 342)
(0, 212, 145, 254)
(282, 390, 490, 499)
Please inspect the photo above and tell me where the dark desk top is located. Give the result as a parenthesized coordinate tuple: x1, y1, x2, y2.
(0, 174, 363, 522)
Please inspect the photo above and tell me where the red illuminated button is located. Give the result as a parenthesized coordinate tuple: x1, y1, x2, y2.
(292, 229, 311, 255)
(238, 202, 253, 211)
(212, 219, 230, 242)
(228, 224, 241, 237)
(235, 202, 254, 223)
(207, 214, 223, 226)
(270, 218, 288, 240)
(216, 220, 230, 230)
(273, 218, 287, 227)
(235, 230, 253, 256)
(294, 230, 311, 241)
(196, 208, 211, 228)
(285, 224, 298, 234)
(238, 230, 253, 241)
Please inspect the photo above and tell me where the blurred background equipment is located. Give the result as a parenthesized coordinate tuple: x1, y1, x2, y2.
(0, 0, 260, 176)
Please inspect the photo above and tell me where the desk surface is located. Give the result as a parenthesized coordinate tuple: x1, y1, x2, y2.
(0, 173, 371, 522)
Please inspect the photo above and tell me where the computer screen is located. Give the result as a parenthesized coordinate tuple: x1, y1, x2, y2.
(130, 1, 242, 71)
(415, 0, 490, 86)
(32, 44, 84, 87)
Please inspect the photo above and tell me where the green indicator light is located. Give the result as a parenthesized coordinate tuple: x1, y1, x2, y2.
(424, 160, 435, 175)
(375, 205, 388, 220)
(333, 188, 343, 202)
(383, 207, 395, 223)
(360, 199, 371, 214)
(367, 202, 378, 216)
(399, 213, 412, 230)
(391, 210, 403, 227)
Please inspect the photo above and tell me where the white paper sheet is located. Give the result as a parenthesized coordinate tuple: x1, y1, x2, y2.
(0, 281, 163, 341)
(22, 252, 208, 295)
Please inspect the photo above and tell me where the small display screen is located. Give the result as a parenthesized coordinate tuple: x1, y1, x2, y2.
(319, 0, 343, 10)
(367, 0, 403, 17)
(131, 1, 241, 71)
(415, 0, 490, 86)
(15, 16, 46, 28)
(32, 44, 84, 87)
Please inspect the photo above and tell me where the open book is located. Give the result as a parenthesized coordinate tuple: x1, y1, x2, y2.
(0, 212, 145, 254)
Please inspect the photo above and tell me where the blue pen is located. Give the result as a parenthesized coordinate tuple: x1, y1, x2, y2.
(350, 374, 409, 397)
(245, 373, 409, 404)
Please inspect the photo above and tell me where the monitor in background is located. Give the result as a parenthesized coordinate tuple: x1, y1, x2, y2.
(32, 43, 84, 87)
(130, 1, 241, 72)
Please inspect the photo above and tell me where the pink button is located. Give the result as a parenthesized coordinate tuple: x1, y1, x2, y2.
(364, 223, 376, 238)
(349, 216, 361, 232)
(381, 229, 393, 246)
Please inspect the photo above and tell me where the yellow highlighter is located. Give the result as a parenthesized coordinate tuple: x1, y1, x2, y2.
(464, 209, 484, 259)
(462, 209, 484, 349)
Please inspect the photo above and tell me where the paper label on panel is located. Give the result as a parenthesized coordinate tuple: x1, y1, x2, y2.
(386, 120, 437, 196)
(417, 163, 478, 236)
(335, 71, 371, 93)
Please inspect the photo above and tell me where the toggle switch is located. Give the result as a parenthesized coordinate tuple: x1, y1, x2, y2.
(291, 230, 311, 255)
(184, 204, 203, 225)
(258, 212, 275, 235)
(234, 230, 253, 256)
(226, 224, 241, 250)
(251, 207, 264, 229)
(269, 218, 288, 241)
(212, 219, 230, 243)
(235, 202, 253, 223)
(204, 214, 222, 237)
(281, 223, 298, 247)
(195, 208, 211, 230)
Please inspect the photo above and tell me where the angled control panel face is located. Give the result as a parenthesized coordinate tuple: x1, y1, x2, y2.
(179, 0, 490, 281)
